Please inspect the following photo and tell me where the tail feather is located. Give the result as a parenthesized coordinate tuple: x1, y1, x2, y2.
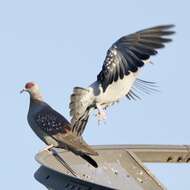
(62, 131, 99, 156)
(70, 86, 93, 136)
(71, 110, 90, 136)
(69, 87, 89, 117)
(80, 154, 98, 168)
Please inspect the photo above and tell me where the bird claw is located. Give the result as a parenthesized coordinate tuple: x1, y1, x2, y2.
(95, 103, 107, 125)
(41, 144, 54, 152)
(96, 110, 107, 125)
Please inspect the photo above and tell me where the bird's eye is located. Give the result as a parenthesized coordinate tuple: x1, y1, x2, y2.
(25, 82, 34, 89)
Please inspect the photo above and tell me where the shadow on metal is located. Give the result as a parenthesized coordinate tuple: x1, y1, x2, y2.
(35, 166, 114, 190)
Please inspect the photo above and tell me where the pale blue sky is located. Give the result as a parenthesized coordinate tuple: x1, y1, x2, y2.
(0, 0, 190, 189)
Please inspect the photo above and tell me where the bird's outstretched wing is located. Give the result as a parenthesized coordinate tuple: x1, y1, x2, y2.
(70, 25, 175, 136)
(35, 105, 98, 156)
(97, 25, 175, 92)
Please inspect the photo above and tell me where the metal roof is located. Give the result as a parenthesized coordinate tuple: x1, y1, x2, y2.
(35, 144, 190, 190)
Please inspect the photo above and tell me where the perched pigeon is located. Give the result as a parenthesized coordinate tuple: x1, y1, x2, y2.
(70, 25, 175, 136)
(21, 82, 98, 168)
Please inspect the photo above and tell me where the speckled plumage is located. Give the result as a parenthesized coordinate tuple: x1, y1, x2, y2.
(22, 82, 98, 168)
(35, 107, 70, 135)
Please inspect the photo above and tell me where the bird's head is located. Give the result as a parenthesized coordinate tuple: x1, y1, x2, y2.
(20, 82, 43, 101)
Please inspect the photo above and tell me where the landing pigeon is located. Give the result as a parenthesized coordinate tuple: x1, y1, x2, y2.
(21, 82, 98, 168)
(70, 25, 175, 136)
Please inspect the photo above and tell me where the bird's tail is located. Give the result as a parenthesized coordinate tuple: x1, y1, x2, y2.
(80, 154, 98, 168)
(72, 110, 90, 136)
(70, 87, 92, 136)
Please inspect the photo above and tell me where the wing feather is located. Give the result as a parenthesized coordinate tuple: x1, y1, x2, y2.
(126, 78, 159, 100)
(97, 25, 175, 92)
(35, 107, 71, 136)
(35, 106, 98, 155)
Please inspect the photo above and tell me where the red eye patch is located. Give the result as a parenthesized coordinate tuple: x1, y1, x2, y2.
(25, 82, 34, 89)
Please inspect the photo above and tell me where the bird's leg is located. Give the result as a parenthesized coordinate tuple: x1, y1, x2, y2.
(96, 103, 107, 124)
(41, 144, 54, 152)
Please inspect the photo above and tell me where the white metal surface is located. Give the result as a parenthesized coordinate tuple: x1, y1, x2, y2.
(35, 144, 190, 189)
(35, 144, 186, 190)
(92, 144, 190, 163)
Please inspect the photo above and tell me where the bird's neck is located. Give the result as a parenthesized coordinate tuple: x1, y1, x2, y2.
(30, 91, 43, 101)
(27, 91, 45, 117)
(29, 96, 45, 113)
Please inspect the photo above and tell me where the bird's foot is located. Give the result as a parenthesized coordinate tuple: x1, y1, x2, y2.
(41, 144, 54, 152)
(96, 104, 107, 125)
(97, 111, 107, 124)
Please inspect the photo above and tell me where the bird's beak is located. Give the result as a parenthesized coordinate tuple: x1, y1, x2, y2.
(20, 89, 26, 94)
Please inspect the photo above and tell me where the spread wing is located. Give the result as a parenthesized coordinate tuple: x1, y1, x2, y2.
(97, 25, 175, 92)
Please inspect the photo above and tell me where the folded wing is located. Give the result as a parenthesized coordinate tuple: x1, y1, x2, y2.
(35, 106, 98, 155)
